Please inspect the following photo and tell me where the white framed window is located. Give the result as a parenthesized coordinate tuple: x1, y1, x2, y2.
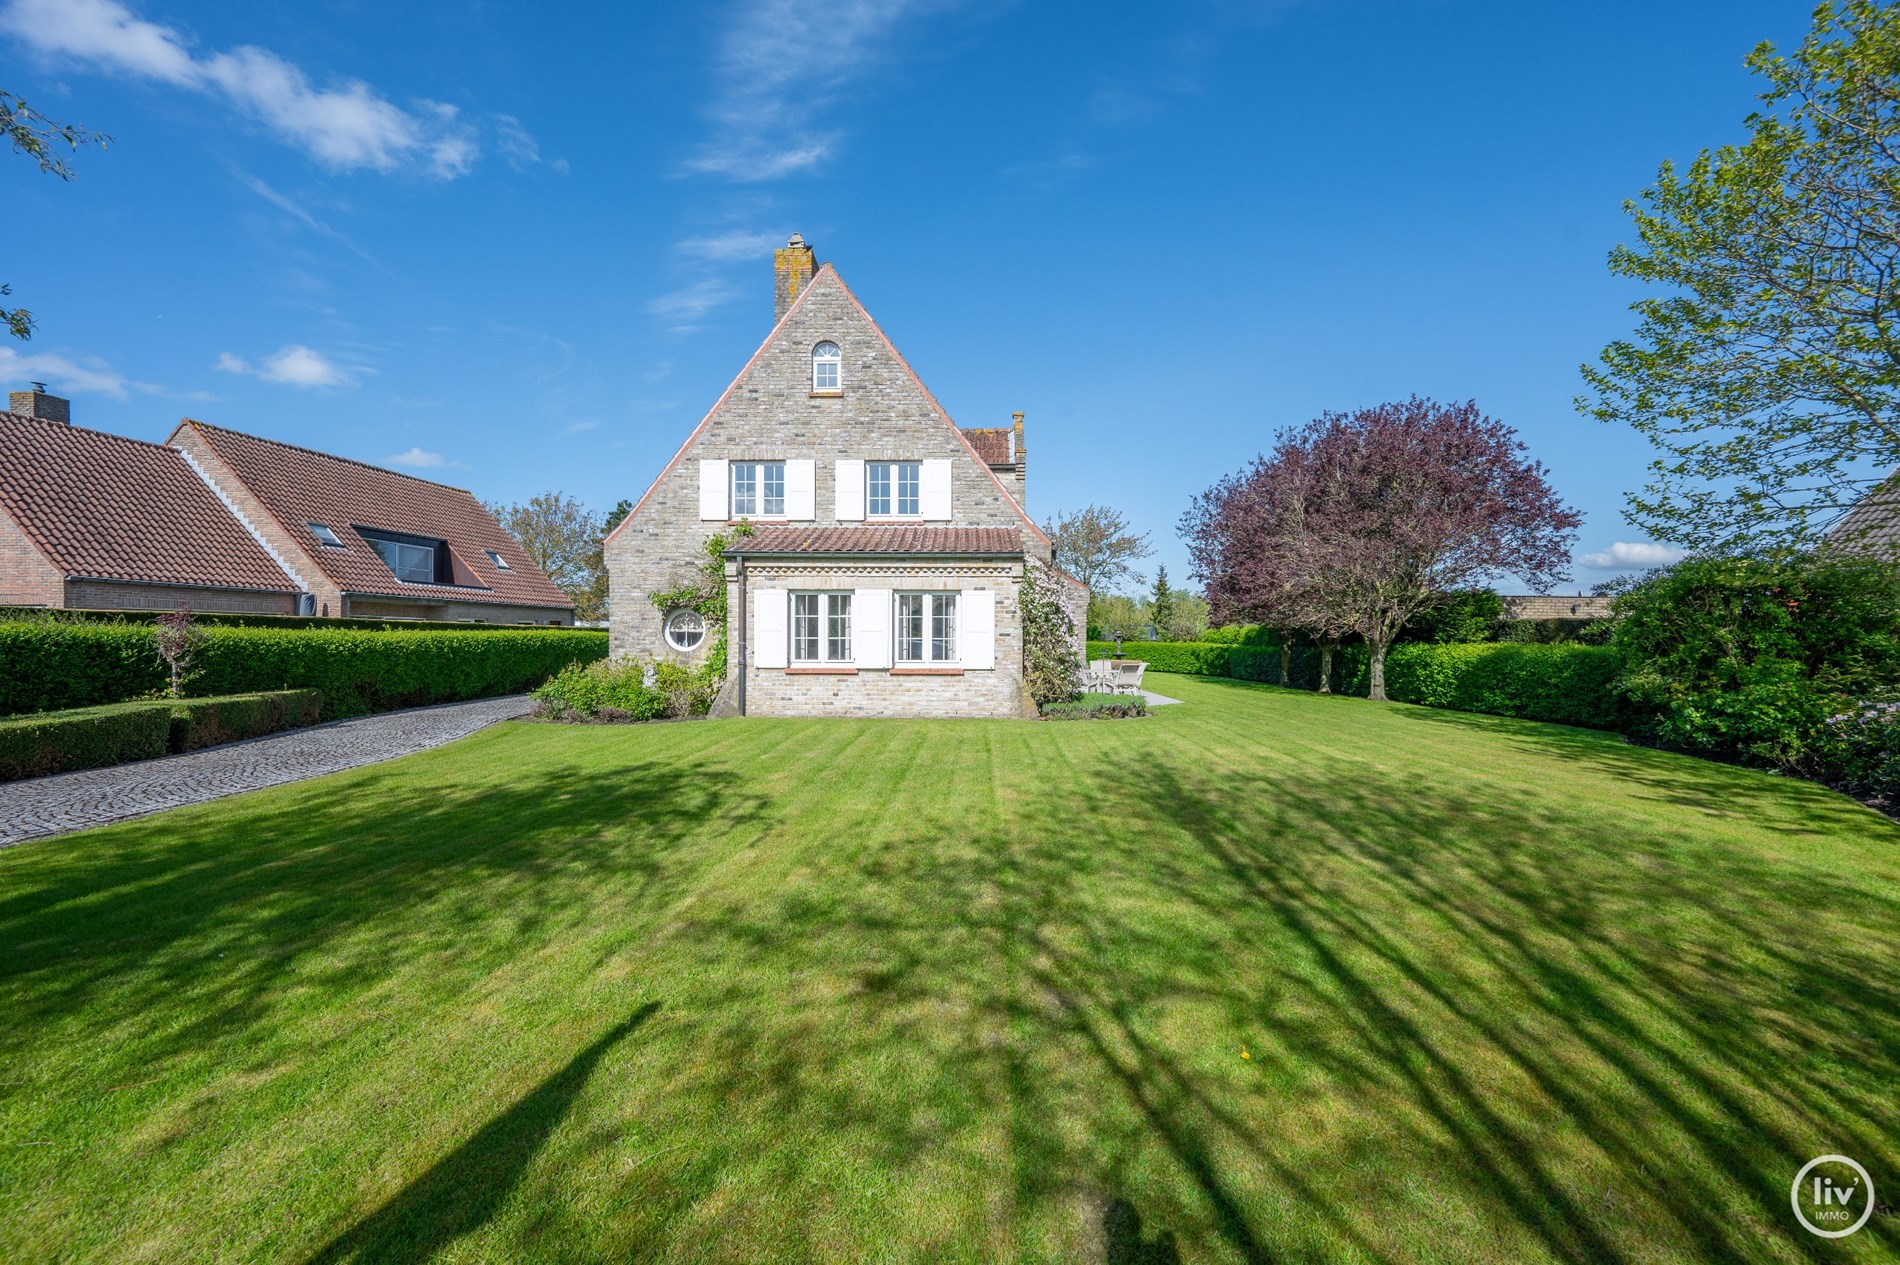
(811, 341, 841, 392)
(665, 608, 707, 651)
(308, 522, 345, 549)
(483, 549, 511, 570)
(866, 461, 922, 518)
(364, 534, 435, 584)
(792, 592, 852, 663)
(895, 592, 957, 663)
(731, 461, 786, 518)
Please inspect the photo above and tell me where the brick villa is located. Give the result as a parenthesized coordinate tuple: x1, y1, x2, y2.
(603, 235, 1086, 718)
(0, 386, 573, 623)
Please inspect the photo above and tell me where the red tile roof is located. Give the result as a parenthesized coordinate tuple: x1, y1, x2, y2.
(177, 421, 572, 608)
(725, 525, 1025, 555)
(960, 428, 1013, 466)
(0, 412, 298, 592)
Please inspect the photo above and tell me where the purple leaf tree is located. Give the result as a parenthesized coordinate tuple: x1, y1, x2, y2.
(1183, 398, 1580, 700)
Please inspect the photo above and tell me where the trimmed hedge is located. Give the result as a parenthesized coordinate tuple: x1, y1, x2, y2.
(0, 606, 584, 632)
(1384, 643, 1627, 731)
(168, 690, 322, 752)
(0, 624, 606, 718)
(0, 689, 324, 780)
(0, 701, 175, 780)
(1087, 637, 1626, 731)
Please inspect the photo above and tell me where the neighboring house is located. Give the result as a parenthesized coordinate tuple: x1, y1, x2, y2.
(1825, 471, 1899, 558)
(603, 235, 1087, 718)
(1498, 594, 1614, 621)
(0, 387, 574, 623)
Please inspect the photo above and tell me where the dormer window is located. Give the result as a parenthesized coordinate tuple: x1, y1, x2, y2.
(308, 522, 345, 549)
(811, 341, 841, 393)
(484, 549, 511, 570)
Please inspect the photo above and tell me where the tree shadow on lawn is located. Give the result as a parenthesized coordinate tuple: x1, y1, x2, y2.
(303, 1001, 660, 1265)
(1391, 704, 1885, 834)
(0, 752, 758, 1070)
(596, 736, 1900, 1262)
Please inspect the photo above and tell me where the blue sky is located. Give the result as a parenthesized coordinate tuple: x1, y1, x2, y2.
(3, 0, 1811, 595)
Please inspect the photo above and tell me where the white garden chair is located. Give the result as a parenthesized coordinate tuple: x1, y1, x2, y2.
(1113, 661, 1147, 695)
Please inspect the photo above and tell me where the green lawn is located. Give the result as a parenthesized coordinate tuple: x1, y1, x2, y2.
(2, 675, 1897, 1263)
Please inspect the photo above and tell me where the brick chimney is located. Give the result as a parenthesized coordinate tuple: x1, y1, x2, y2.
(10, 382, 70, 425)
(773, 233, 816, 323)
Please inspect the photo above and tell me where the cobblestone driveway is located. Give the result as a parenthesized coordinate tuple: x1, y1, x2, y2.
(0, 695, 533, 847)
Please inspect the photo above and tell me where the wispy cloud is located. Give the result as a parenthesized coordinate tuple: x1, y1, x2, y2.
(676, 229, 784, 261)
(684, 0, 960, 181)
(0, 0, 479, 176)
(215, 344, 350, 388)
(1581, 541, 1686, 570)
(494, 113, 565, 173)
(562, 418, 601, 434)
(646, 278, 738, 326)
(384, 446, 467, 470)
(0, 344, 163, 399)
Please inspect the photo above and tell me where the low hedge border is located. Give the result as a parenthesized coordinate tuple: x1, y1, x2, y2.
(0, 689, 323, 781)
(1, 624, 607, 719)
(1087, 639, 1625, 731)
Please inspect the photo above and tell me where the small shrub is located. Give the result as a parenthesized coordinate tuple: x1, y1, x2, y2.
(533, 659, 667, 722)
(1815, 701, 1900, 800)
(1040, 693, 1148, 720)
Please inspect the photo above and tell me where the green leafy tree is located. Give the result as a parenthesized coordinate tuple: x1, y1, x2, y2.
(489, 492, 604, 619)
(1580, 1, 1900, 549)
(4, 90, 109, 339)
(1043, 504, 1153, 592)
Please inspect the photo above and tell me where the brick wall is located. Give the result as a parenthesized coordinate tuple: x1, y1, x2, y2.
(64, 580, 297, 614)
(606, 265, 1052, 694)
(346, 596, 572, 624)
(0, 507, 62, 606)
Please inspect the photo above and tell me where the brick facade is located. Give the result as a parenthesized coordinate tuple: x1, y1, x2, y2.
(64, 579, 297, 614)
(605, 252, 1083, 718)
(0, 506, 62, 606)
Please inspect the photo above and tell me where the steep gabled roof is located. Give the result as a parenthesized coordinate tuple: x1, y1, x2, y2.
(604, 263, 1053, 552)
(172, 421, 572, 609)
(1827, 472, 1900, 556)
(0, 411, 297, 592)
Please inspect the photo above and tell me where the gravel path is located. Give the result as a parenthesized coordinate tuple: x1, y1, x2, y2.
(0, 695, 533, 848)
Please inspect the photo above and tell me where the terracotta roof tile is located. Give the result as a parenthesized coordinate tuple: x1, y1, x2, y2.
(725, 525, 1025, 555)
(178, 422, 572, 608)
(0, 412, 297, 592)
(959, 428, 1013, 466)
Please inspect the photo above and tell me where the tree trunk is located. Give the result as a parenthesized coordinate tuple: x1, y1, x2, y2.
(1278, 640, 1291, 686)
(1317, 643, 1334, 694)
(1368, 638, 1387, 702)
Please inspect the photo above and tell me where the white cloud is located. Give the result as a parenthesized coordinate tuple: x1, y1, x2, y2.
(685, 0, 953, 181)
(216, 344, 349, 388)
(563, 418, 602, 434)
(1581, 541, 1687, 570)
(645, 279, 737, 323)
(0, 0, 479, 176)
(0, 344, 153, 399)
(385, 446, 466, 470)
(676, 229, 785, 261)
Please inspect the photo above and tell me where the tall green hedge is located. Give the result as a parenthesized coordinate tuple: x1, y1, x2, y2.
(1085, 640, 1232, 675)
(0, 606, 584, 632)
(0, 624, 607, 718)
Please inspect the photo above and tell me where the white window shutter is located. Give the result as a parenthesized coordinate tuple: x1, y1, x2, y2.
(753, 588, 788, 668)
(835, 459, 865, 521)
(855, 588, 891, 668)
(960, 589, 996, 669)
(699, 459, 729, 521)
(920, 459, 952, 520)
(785, 459, 816, 520)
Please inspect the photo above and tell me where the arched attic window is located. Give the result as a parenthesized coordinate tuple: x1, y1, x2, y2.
(811, 341, 842, 393)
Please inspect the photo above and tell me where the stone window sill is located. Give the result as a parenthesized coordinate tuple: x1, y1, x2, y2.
(890, 666, 964, 676)
(809, 390, 843, 399)
(728, 518, 789, 526)
(786, 666, 858, 675)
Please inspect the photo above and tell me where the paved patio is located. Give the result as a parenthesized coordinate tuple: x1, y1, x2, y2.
(0, 695, 533, 848)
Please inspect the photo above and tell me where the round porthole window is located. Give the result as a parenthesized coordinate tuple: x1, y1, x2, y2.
(664, 609, 707, 651)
